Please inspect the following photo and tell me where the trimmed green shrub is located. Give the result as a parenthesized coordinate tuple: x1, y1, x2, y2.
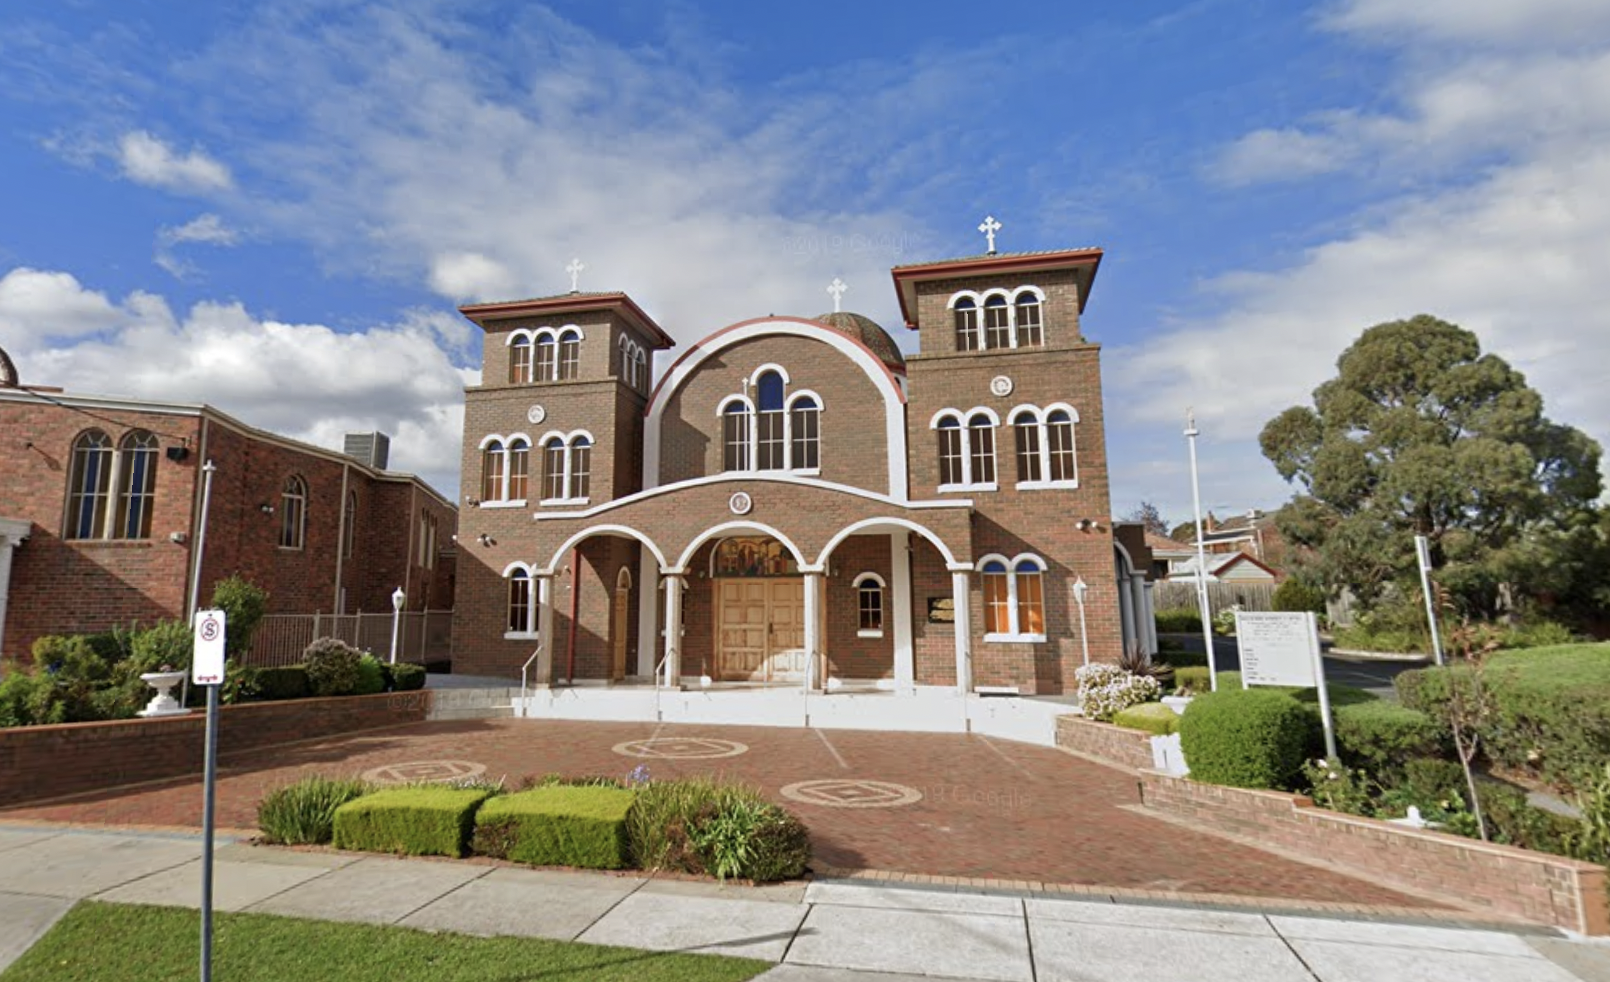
(1272, 579, 1326, 614)
(391, 662, 426, 691)
(354, 654, 386, 696)
(1179, 688, 1320, 790)
(304, 637, 363, 697)
(1154, 609, 1202, 634)
(1332, 700, 1446, 780)
(255, 665, 311, 701)
(0, 664, 65, 728)
(128, 620, 194, 675)
(1112, 702, 1180, 736)
(1155, 647, 1207, 668)
(1171, 666, 1210, 694)
(258, 775, 372, 845)
(473, 786, 634, 869)
(210, 575, 269, 658)
(332, 786, 491, 857)
(1477, 780, 1579, 856)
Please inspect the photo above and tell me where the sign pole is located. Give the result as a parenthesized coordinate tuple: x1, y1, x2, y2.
(192, 603, 227, 982)
(1415, 535, 1445, 667)
(1307, 612, 1337, 759)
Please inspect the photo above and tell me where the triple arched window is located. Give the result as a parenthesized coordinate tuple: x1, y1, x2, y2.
(479, 434, 531, 504)
(1010, 404, 1079, 488)
(618, 335, 649, 391)
(949, 287, 1045, 352)
(978, 553, 1046, 641)
(507, 325, 584, 383)
(930, 408, 999, 490)
(719, 366, 822, 474)
(65, 429, 160, 540)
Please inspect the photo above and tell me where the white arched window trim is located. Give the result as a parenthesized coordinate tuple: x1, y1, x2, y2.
(945, 286, 1047, 350)
(929, 406, 999, 492)
(853, 571, 886, 637)
(1011, 402, 1080, 490)
(538, 429, 594, 506)
(502, 562, 545, 638)
(478, 432, 531, 507)
(976, 552, 1048, 642)
(717, 373, 821, 474)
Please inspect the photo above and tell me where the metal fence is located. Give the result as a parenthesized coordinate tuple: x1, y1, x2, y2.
(246, 610, 453, 667)
(1153, 581, 1277, 616)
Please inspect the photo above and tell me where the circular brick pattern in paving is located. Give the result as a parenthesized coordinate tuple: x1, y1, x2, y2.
(780, 779, 924, 809)
(360, 760, 487, 785)
(612, 737, 749, 760)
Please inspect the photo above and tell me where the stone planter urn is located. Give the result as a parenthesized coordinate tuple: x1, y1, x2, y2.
(137, 671, 191, 718)
(1161, 694, 1193, 716)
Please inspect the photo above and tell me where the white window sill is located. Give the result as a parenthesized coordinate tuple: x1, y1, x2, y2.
(479, 500, 527, 509)
(857, 629, 885, 639)
(938, 482, 998, 493)
(791, 467, 822, 477)
(278, 546, 305, 552)
(984, 632, 1047, 644)
(504, 631, 539, 640)
(1016, 480, 1079, 491)
(539, 497, 590, 507)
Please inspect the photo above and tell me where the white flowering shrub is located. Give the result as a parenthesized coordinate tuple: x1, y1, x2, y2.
(1076, 664, 1161, 722)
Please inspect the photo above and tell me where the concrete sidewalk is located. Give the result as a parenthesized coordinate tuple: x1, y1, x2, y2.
(1, 825, 1607, 982)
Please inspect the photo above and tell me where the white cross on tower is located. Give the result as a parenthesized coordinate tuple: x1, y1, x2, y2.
(978, 215, 1002, 255)
(827, 277, 847, 313)
(565, 258, 585, 293)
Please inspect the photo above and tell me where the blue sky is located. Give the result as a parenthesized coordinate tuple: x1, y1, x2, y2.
(3, 0, 1608, 528)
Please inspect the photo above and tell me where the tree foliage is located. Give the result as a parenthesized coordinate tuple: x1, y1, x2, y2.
(1259, 315, 1602, 617)
(1122, 501, 1169, 536)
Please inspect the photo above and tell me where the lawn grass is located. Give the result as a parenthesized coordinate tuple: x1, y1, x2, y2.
(0, 902, 770, 982)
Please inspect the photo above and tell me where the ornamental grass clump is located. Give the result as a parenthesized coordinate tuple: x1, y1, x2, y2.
(625, 776, 810, 882)
(257, 775, 372, 845)
(1075, 663, 1160, 722)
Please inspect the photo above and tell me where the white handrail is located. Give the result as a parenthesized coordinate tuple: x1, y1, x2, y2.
(518, 644, 543, 719)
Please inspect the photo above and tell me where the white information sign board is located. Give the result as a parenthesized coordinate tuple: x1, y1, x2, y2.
(1236, 611, 1319, 688)
(192, 608, 227, 686)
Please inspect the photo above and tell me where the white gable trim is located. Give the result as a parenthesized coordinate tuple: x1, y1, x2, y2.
(531, 472, 972, 524)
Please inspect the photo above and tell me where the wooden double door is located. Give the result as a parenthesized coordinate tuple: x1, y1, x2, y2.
(716, 578, 808, 682)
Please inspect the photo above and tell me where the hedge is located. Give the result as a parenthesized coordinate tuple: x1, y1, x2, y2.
(1396, 643, 1610, 790)
(1112, 702, 1180, 736)
(391, 662, 427, 691)
(472, 786, 634, 869)
(255, 666, 311, 701)
(1331, 700, 1446, 780)
(332, 787, 491, 857)
(1179, 688, 1320, 789)
(1154, 610, 1202, 634)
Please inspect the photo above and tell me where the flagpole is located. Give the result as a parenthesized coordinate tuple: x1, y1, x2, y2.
(1185, 411, 1218, 691)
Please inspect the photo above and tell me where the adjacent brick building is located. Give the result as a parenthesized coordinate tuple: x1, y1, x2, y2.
(0, 379, 456, 660)
(453, 245, 1153, 696)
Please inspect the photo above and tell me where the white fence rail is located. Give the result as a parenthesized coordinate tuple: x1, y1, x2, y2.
(246, 610, 453, 667)
(1153, 581, 1277, 616)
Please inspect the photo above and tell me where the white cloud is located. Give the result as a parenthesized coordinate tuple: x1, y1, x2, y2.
(1212, 126, 1355, 185)
(5, 267, 469, 497)
(427, 252, 518, 303)
(1327, 0, 1610, 47)
(154, 214, 241, 279)
(118, 130, 233, 193)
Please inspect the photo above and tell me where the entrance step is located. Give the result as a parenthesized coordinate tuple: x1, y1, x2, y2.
(426, 687, 518, 721)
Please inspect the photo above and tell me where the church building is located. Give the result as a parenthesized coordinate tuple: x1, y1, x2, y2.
(451, 236, 1155, 725)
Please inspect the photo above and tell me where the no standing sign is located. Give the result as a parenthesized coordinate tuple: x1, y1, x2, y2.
(192, 608, 227, 685)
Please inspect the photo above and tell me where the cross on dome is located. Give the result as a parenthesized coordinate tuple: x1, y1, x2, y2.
(978, 215, 1002, 255)
(827, 277, 847, 313)
(565, 258, 585, 293)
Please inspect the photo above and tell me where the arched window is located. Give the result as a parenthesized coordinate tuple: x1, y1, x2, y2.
(507, 568, 533, 635)
(570, 436, 592, 499)
(508, 438, 530, 501)
(535, 335, 557, 381)
(854, 572, 885, 636)
(509, 335, 533, 383)
(789, 396, 819, 471)
(968, 412, 997, 485)
(481, 439, 505, 502)
(936, 417, 964, 487)
(558, 329, 581, 380)
(1014, 291, 1043, 347)
(1046, 409, 1077, 482)
(954, 297, 980, 351)
(114, 430, 158, 540)
(722, 401, 752, 472)
(65, 429, 114, 540)
(983, 295, 1011, 349)
(280, 475, 307, 550)
(343, 491, 357, 559)
(978, 554, 1047, 640)
(543, 436, 566, 500)
(633, 348, 647, 390)
(756, 370, 786, 470)
(1013, 409, 1042, 483)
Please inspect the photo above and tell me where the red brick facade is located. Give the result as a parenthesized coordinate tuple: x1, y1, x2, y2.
(0, 392, 456, 659)
(452, 250, 1137, 694)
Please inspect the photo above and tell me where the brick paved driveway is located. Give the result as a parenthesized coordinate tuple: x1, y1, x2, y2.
(2, 719, 1435, 909)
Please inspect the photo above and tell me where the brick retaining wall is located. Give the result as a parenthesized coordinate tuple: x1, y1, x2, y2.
(0, 691, 431, 808)
(1054, 714, 1154, 771)
(1138, 770, 1610, 936)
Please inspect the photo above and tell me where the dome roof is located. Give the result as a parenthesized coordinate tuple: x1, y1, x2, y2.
(811, 312, 905, 370)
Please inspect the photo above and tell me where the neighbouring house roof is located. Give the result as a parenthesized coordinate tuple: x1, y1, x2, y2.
(1169, 551, 1279, 582)
(1145, 532, 1194, 557)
